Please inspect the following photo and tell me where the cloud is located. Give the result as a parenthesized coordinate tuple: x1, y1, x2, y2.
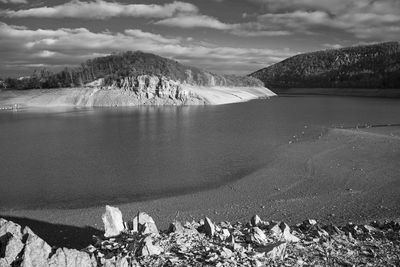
(155, 14, 235, 30)
(246, 0, 400, 40)
(150, 0, 400, 40)
(0, 22, 296, 76)
(124, 29, 180, 44)
(1, 0, 197, 19)
(230, 29, 291, 37)
(323, 43, 343, 49)
(154, 13, 292, 36)
(0, 0, 27, 4)
(248, 0, 352, 13)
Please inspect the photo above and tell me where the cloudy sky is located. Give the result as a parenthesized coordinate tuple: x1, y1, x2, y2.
(0, 0, 399, 77)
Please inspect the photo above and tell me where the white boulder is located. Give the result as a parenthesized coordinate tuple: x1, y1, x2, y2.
(102, 205, 125, 238)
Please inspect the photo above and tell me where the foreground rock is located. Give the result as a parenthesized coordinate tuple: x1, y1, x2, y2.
(102, 205, 125, 238)
(1, 208, 399, 266)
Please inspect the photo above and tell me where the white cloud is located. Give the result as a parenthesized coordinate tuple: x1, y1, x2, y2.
(247, 0, 400, 40)
(231, 30, 291, 37)
(249, 0, 352, 13)
(1, 0, 198, 19)
(155, 14, 235, 30)
(154, 13, 293, 37)
(124, 29, 180, 44)
(34, 50, 57, 58)
(323, 43, 343, 49)
(0, 22, 296, 75)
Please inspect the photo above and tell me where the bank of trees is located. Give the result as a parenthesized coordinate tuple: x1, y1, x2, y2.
(251, 42, 400, 89)
(2, 51, 261, 90)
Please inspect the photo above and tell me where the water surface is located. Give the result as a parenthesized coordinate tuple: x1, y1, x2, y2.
(1, 96, 399, 209)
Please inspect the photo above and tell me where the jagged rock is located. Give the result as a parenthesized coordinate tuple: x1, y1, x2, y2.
(176, 89, 189, 101)
(0, 219, 23, 240)
(132, 212, 158, 235)
(269, 222, 300, 242)
(249, 227, 267, 245)
(0, 234, 24, 265)
(101, 256, 129, 267)
(21, 227, 52, 267)
(115, 257, 129, 267)
(220, 228, 231, 241)
(309, 224, 329, 237)
(48, 248, 93, 267)
(0, 258, 9, 266)
(168, 221, 185, 234)
(140, 236, 163, 256)
(303, 219, 317, 227)
(264, 241, 287, 261)
(220, 247, 233, 258)
(203, 217, 215, 237)
(344, 223, 361, 235)
(226, 233, 235, 244)
(362, 225, 379, 233)
(158, 77, 179, 99)
(323, 224, 343, 236)
(147, 76, 159, 93)
(250, 215, 262, 227)
(2, 211, 400, 267)
(102, 205, 125, 238)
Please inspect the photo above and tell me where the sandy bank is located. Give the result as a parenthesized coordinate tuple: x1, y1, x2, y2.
(184, 85, 276, 105)
(0, 86, 275, 108)
(1, 125, 399, 248)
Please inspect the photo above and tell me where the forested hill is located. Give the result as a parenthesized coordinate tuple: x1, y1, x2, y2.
(2, 51, 262, 90)
(250, 42, 400, 92)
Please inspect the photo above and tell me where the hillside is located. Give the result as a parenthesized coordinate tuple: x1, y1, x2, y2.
(0, 51, 275, 107)
(3, 51, 262, 90)
(250, 42, 400, 96)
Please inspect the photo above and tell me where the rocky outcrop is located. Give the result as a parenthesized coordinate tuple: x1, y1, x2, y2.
(131, 212, 159, 236)
(0, 218, 96, 267)
(94, 75, 199, 103)
(2, 207, 399, 266)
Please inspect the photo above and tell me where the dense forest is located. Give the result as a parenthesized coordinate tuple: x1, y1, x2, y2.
(250, 42, 400, 89)
(0, 51, 262, 90)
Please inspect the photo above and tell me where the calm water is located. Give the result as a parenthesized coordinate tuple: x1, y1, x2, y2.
(1, 96, 399, 210)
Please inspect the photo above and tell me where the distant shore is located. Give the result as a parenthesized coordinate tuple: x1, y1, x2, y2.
(1, 125, 399, 248)
(271, 88, 400, 97)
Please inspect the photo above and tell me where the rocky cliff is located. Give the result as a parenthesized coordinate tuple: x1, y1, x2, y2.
(1, 207, 399, 266)
(87, 75, 192, 101)
(250, 42, 400, 96)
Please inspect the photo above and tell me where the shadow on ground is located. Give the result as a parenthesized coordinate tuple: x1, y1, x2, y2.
(0, 215, 102, 249)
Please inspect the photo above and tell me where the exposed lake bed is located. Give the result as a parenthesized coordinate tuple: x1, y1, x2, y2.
(1, 96, 399, 237)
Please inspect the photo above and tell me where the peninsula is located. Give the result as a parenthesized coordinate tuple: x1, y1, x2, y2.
(0, 51, 275, 108)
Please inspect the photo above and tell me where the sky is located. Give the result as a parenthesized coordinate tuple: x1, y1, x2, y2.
(0, 0, 399, 77)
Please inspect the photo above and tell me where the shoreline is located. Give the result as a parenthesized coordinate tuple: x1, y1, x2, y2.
(271, 88, 400, 98)
(0, 86, 276, 108)
(1, 125, 399, 248)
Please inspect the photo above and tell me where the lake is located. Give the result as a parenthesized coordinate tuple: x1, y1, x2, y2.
(1, 96, 399, 210)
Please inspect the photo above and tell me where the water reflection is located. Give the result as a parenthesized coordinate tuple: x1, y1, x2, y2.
(1, 96, 399, 209)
